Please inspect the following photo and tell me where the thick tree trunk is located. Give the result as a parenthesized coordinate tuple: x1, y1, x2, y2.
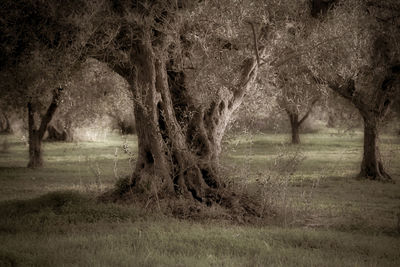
(117, 37, 261, 203)
(288, 112, 301, 144)
(129, 43, 222, 202)
(358, 116, 391, 181)
(27, 88, 62, 168)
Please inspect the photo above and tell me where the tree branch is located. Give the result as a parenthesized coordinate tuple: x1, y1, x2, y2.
(38, 88, 63, 140)
(299, 98, 319, 125)
(269, 35, 345, 68)
(248, 21, 261, 66)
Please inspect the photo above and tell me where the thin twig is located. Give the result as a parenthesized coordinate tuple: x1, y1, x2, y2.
(270, 34, 346, 68)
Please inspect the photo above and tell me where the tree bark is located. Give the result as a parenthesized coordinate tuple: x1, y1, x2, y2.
(114, 36, 261, 203)
(287, 111, 301, 144)
(27, 102, 43, 168)
(27, 88, 62, 168)
(285, 99, 317, 145)
(359, 115, 391, 181)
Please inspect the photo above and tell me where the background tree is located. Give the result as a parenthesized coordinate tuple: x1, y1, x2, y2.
(0, 0, 83, 168)
(47, 58, 134, 142)
(274, 23, 323, 144)
(305, 0, 400, 181)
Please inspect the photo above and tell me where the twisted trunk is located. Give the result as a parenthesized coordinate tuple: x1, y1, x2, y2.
(116, 38, 260, 203)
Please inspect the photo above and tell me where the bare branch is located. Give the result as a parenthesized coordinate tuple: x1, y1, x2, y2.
(247, 21, 261, 66)
(270, 34, 345, 68)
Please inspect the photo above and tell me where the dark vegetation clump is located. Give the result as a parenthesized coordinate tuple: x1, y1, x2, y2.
(0, 191, 141, 234)
(100, 176, 278, 225)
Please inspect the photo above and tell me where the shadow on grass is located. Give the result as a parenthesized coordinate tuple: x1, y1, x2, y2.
(0, 191, 142, 234)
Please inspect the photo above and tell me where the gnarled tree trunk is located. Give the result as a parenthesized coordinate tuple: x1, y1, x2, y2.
(27, 88, 62, 168)
(116, 37, 261, 203)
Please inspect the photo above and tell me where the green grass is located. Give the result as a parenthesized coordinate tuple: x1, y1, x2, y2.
(0, 132, 400, 266)
(0, 134, 137, 201)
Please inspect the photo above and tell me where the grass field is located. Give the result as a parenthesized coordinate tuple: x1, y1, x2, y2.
(0, 131, 399, 266)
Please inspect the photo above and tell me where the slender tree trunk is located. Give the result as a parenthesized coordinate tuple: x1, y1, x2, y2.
(285, 99, 317, 145)
(359, 115, 391, 181)
(27, 102, 43, 168)
(28, 132, 43, 168)
(288, 112, 301, 144)
(27, 88, 62, 168)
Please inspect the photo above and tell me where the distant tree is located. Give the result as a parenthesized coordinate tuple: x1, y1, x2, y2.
(0, 99, 12, 134)
(47, 58, 134, 141)
(274, 23, 323, 144)
(277, 85, 320, 144)
(0, 0, 81, 168)
(305, 0, 400, 181)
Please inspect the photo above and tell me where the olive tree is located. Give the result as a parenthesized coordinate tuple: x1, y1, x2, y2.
(0, 0, 87, 168)
(48, 58, 134, 141)
(305, 0, 400, 181)
(1, 0, 311, 205)
(80, 0, 274, 202)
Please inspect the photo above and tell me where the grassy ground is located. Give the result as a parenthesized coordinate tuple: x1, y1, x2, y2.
(0, 131, 399, 266)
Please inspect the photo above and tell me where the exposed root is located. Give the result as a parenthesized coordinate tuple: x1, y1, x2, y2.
(99, 179, 275, 225)
(357, 167, 394, 183)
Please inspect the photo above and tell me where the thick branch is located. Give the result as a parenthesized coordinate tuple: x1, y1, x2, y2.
(325, 79, 367, 112)
(269, 35, 345, 68)
(27, 101, 35, 137)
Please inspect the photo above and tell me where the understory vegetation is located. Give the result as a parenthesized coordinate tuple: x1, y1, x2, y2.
(0, 131, 399, 266)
